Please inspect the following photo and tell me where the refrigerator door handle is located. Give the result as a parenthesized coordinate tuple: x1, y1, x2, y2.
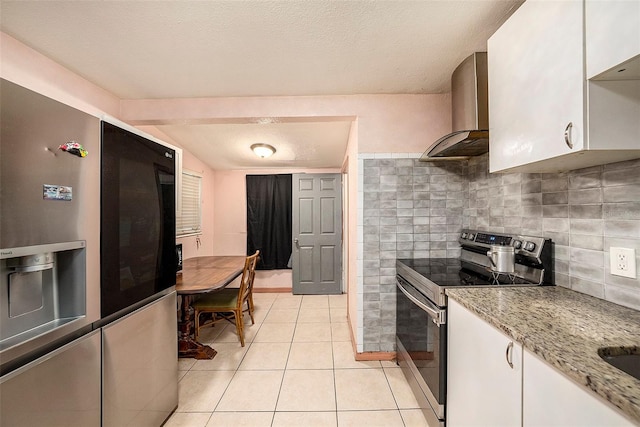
(10, 263, 53, 273)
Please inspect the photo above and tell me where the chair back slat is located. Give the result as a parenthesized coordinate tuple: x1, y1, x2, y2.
(238, 250, 259, 308)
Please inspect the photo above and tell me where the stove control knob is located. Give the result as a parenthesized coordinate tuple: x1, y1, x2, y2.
(513, 240, 522, 249)
(461, 232, 468, 239)
(523, 241, 536, 252)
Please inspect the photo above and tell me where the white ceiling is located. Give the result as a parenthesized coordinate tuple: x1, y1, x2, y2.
(148, 120, 354, 170)
(0, 0, 522, 170)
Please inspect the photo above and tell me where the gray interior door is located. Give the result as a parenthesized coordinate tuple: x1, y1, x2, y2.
(292, 173, 342, 295)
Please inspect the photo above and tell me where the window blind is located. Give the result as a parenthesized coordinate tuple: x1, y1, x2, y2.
(176, 170, 202, 236)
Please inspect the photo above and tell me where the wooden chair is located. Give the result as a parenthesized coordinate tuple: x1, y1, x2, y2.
(192, 251, 259, 346)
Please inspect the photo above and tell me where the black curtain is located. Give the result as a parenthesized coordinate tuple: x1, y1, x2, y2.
(246, 174, 292, 270)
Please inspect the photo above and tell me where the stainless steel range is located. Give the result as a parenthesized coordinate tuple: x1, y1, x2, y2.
(395, 229, 553, 427)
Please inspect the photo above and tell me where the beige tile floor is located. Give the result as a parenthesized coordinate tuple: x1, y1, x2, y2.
(166, 293, 430, 427)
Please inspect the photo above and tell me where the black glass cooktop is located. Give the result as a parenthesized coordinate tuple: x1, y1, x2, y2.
(397, 258, 529, 287)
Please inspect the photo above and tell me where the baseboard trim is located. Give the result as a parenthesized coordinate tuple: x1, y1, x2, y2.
(355, 351, 396, 362)
(253, 287, 291, 293)
(346, 306, 397, 362)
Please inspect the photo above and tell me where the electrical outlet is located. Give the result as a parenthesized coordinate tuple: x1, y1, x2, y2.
(610, 247, 637, 279)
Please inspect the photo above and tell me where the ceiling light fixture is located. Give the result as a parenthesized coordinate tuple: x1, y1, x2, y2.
(251, 143, 276, 158)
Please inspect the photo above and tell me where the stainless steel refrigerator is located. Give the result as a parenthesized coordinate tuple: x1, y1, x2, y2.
(1, 80, 178, 427)
(0, 78, 102, 426)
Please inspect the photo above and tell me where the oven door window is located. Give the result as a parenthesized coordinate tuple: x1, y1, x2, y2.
(396, 277, 446, 406)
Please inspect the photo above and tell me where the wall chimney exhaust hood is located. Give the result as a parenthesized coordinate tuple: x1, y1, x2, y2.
(421, 52, 489, 161)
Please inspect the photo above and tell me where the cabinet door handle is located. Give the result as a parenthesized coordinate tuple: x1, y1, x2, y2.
(564, 122, 574, 149)
(505, 341, 514, 369)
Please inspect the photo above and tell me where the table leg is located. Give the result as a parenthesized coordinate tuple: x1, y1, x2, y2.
(178, 294, 217, 359)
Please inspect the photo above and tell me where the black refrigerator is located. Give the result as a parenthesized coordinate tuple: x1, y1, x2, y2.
(99, 120, 178, 427)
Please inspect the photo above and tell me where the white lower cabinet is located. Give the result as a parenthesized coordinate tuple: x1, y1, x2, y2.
(523, 349, 635, 427)
(448, 298, 635, 427)
(447, 299, 522, 426)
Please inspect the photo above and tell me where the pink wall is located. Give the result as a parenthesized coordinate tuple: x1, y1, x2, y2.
(121, 94, 450, 154)
(212, 167, 341, 256)
(1, 33, 120, 118)
(212, 167, 341, 290)
(343, 120, 360, 344)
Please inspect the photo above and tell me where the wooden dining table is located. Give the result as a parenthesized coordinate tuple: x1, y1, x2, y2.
(175, 256, 246, 359)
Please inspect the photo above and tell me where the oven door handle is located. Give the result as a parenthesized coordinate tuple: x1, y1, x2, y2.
(396, 276, 446, 327)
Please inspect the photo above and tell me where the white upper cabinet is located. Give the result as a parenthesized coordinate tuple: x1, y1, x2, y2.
(488, 0, 640, 173)
(586, 0, 640, 80)
(488, 0, 585, 173)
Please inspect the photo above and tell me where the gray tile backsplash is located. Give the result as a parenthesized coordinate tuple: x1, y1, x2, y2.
(360, 154, 640, 352)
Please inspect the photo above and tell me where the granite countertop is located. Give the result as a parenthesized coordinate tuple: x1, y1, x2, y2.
(446, 286, 640, 424)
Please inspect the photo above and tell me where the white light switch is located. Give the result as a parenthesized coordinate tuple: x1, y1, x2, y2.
(610, 247, 637, 279)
